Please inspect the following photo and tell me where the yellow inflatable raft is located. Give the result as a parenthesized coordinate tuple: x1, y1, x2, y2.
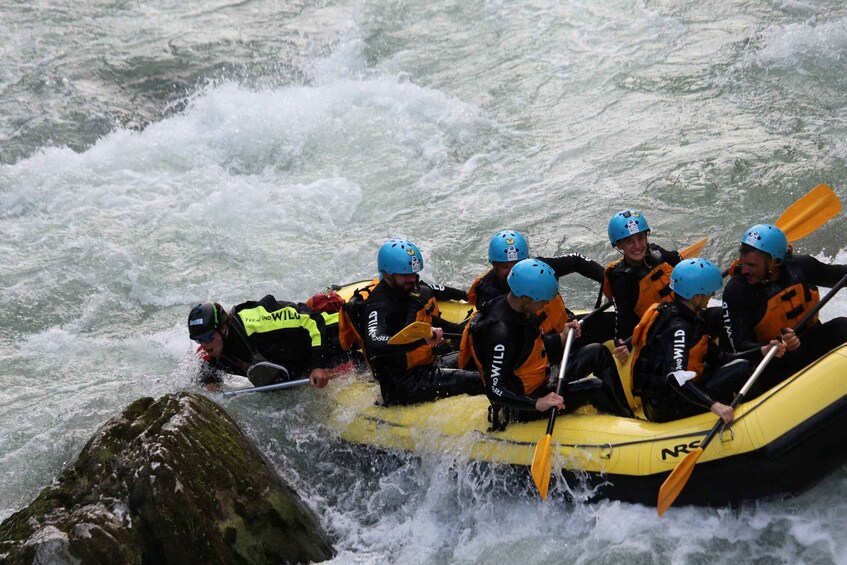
(332, 344, 847, 506)
(329, 280, 847, 506)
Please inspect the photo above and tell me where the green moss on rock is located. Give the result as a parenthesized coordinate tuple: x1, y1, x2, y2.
(0, 392, 334, 564)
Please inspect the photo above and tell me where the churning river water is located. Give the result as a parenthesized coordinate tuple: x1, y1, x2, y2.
(3, 0, 847, 562)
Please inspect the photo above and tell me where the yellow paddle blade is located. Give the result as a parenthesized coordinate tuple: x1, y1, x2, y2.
(680, 237, 708, 259)
(776, 183, 841, 242)
(657, 447, 704, 516)
(387, 321, 433, 345)
(531, 434, 553, 500)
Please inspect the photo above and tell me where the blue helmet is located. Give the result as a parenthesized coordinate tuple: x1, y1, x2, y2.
(669, 258, 723, 300)
(377, 239, 424, 275)
(608, 209, 651, 246)
(741, 223, 788, 262)
(488, 230, 529, 263)
(507, 259, 559, 301)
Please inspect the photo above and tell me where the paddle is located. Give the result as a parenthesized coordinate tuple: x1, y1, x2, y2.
(776, 183, 840, 242)
(656, 271, 847, 516)
(224, 379, 309, 396)
(223, 362, 310, 396)
(224, 378, 311, 397)
(680, 236, 709, 259)
(388, 321, 463, 345)
(530, 325, 576, 499)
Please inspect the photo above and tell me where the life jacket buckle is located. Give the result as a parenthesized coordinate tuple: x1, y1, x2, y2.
(486, 404, 509, 432)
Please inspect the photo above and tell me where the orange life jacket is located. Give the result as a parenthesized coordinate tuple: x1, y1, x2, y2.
(405, 294, 440, 370)
(458, 295, 567, 368)
(457, 312, 477, 369)
(630, 303, 709, 393)
(461, 316, 549, 396)
(467, 273, 485, 307)
(537, 295, 568, 334)
(753, 282, 819, 341)
(602, 259, 675, 318)
(338, 278, 379, 351)
(511, 336, 549, 395)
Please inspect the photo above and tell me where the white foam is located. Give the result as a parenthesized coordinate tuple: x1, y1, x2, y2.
(751, 18, 847, 71)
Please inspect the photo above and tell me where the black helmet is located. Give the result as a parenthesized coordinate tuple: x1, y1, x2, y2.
(188, 302, 228, 342)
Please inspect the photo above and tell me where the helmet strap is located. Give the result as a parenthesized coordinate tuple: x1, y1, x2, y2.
(764, 258, 781, 283)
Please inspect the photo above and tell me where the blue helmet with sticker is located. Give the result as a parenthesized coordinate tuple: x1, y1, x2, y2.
(740, 223, 788, 262)
(507, 259, 559, 301)
(377, 239, 424, 275)
(488, 230, 529, 263)
(669, 258, 723, 300)
(608, 209, 651, 246)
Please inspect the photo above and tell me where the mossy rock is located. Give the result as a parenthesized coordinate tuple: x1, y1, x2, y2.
(0, 393, 334, 564)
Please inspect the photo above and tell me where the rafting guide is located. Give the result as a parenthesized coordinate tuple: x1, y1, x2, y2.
(188, 297, 331, 390)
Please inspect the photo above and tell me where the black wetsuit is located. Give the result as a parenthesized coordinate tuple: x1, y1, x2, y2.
(198, 295, 327, 385)
(357, 278, 483, 405)
(605, 243, 681, 344)
(634, 300, 753, 423)
(469, 295, 632, 421)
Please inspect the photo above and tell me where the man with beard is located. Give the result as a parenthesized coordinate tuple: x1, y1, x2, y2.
(343, 238, 484, 405)
(722, 223, 847, 396)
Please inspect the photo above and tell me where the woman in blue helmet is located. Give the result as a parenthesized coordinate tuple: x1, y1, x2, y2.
(630, 259, 783, 423)
(602, 210, 685, 363)
(462, 259, 633, 428)
(722, 223, 847, 397)
(344, 239, 484, 405)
